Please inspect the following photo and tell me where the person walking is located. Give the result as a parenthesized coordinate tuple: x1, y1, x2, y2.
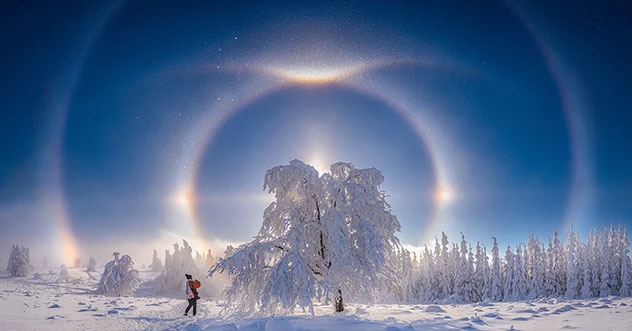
(184, 274, 199, 316)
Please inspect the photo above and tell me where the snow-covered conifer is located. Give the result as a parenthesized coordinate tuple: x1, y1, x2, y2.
(553, 229, 566, 296)
(419, 245, 435, 302)
(58, 264, 69, 281)
(466, 243, 475, 300)
(545, 238, 555, 296)
(439, 232, 451, 299)
(400, 250, 418, 302)
(487, 237, 503, 301)
(206, 249, 216, 266)
(86, 256, 97, 272)
(600, 228, 612, 296)
(154, 240, 217, 297)
(566, 225, 580, 298)
(224, 245, 235, 259)
(453, 233, 472, 302)
(579, 242, 591, 298)
(149, 249, 163, 272)
(6, 245, 33, 277)
(503, 245, 515, 301)
(513, 244, 526, 299)
(473, 242, 485, 301)
(620, 226, 632, 296)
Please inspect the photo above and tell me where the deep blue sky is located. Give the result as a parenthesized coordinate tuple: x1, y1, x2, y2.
(1, 0, 631, 264)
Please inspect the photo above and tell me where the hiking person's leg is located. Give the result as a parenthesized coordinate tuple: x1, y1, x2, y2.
(192, 298, 197, 316)
(185, 298, 193, 315)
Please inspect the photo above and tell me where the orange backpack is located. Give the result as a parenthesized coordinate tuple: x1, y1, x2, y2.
(192, 279, 201, 289)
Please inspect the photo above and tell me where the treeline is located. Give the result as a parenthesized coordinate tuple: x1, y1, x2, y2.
(393, 224, 631, 303)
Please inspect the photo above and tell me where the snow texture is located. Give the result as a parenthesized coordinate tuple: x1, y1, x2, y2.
(1, 268, 632, 331)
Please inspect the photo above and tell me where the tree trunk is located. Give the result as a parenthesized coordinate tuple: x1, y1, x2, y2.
(335, 288, 344, 312)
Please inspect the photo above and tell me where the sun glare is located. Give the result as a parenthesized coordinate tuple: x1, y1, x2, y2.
(433, 186, 455, 205)
(264, 65, 363, 85)
(171, 187, 194, 211)
(307, 154, 330, 175)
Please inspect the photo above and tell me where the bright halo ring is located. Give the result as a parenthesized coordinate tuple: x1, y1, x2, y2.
(178, 61, 454, 247)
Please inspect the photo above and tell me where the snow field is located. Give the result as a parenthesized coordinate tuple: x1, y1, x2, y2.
(1, 268, 632, 330)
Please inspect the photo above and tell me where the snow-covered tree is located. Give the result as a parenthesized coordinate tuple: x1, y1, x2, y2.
(545, 238, 555, 296)
(513, 244, 527, 299)
(58, 264, 69, 281)
(620, 227, 632, 296)
(419, 245, 435, 302)
(486, 237, 503, 301)
(400, 249, 418, 302)
(503, 245, 515, 300)
(149, 249, 163, 272)
(86, 256, 97, 272)
(210, 160, 402, 315)
(590, 229, 602, 296)
(553, 229, 566, 296)
(6, 245, 33, 277)
(600, 228, 613, 297)
(453, 233, 473, 302)
(439, 232, 451, 299)
(74, 257, 81, 268)
(96, 252, 141, 296)
(382, 225, 632, 304)
(224, 245, 235, 259)
(206, 249, 216, 266)
(579, 242, 592, 298)
(195, 251, 204, 268)
(473, 242, 485, 301)
(526, 236, 544, 299)
(565, 225, 580, 298)
(155, 240, 219, 297)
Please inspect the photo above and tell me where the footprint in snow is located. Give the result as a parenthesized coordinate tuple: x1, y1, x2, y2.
(48, 304, 61, 308)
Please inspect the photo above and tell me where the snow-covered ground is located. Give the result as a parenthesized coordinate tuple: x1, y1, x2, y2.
(1, 268, 631, 331)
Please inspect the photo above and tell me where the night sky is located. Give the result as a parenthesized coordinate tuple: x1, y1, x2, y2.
(2, 0, 632, 265)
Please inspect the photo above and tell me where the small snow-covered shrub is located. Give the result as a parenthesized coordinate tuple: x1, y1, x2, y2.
(96, 252, 141, 296)
(6, 245, 34, 277)
(86, 256, 97, 272)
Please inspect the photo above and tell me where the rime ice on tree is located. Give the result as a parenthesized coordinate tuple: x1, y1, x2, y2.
(96, 252, 141, 296)
(86, 256, 97, 272)
(6, 245, 33, 277)
(210, 160, 403, 315)
(149, 249, 163, 272)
